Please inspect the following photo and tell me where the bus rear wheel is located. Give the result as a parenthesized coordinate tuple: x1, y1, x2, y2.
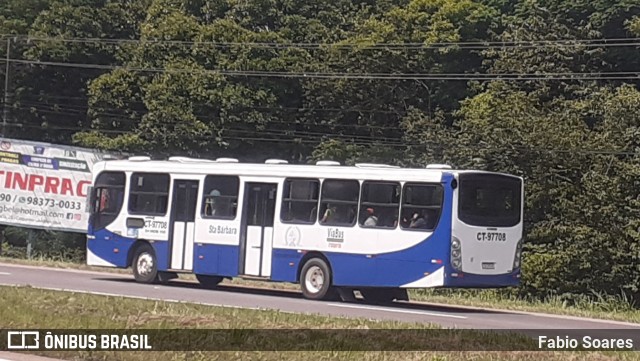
(300, 258, 333, 300)
(196, 274, 223, 289)
(132, 244, 158, 284)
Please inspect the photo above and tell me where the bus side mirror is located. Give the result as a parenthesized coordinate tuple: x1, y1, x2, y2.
(86, 186, 95, 213)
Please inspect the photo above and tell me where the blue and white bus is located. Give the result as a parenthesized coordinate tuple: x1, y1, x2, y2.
(86, 157, 524, 302)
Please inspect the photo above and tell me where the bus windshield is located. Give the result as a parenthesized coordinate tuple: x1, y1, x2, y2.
(458, 173, 522, 227)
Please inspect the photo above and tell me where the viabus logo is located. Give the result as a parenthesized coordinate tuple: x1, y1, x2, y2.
(7, 331, 40, 349)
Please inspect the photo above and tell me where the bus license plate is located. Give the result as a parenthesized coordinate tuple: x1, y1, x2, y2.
(482, 262, 495, 270)
(476, 232, 506, 242)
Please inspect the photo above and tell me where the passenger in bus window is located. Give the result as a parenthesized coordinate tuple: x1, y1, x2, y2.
(363, 208, 378, 227)
(401, 213, 413, 228)
(410, 213, 427, 229)
(321, 205, 336, 223)
(205, 189, 222, 216)
(347, 206, 356, 224)
(309, 206, 318, 222)
(424, 209, 437, 229)
(99, 189, 110, 212)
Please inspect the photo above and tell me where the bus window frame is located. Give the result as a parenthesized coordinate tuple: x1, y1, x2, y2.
(400, 182, 444, 232)
(358, 180, 401, 230)
(91, 171, 126, 230)
(201, 175, 240, 220)
(280, 177, 321, 225)
(318, 178, 360, 228)
(127, 172, 171, 217)
(457, 174, 522, 228)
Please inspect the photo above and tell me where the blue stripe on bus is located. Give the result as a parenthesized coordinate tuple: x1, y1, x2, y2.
(192, 243, 239, 277)
(87, 228, 135, 267)
(153, 241, 170, 271)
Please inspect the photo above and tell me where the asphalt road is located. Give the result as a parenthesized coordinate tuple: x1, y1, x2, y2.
(1, 262, 639, 338)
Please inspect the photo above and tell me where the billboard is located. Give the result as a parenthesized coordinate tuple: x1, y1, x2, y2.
(0, 138, 120, 233)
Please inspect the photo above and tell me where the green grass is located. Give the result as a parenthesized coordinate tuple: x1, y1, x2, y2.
(410, 289, 640, 323)
(1, 286, 638, 361)
(2, 256, 640, 324)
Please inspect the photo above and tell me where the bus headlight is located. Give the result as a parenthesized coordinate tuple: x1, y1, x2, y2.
(513, 238, 523, 270)
(451, 236, 462, 271)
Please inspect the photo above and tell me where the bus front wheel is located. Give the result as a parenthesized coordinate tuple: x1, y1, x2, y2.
(132, 244, 158, 284)
(300, 258, 333, 300)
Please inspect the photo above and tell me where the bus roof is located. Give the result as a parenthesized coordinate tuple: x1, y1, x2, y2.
(95, 158, 521, 182)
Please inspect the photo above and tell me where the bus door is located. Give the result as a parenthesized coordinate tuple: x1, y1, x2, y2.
(240, 182, 277, 277)
(169, 180, 199, 271)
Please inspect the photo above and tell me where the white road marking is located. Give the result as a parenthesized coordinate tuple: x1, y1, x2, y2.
(21, 285, 266, 312)
(0, 272, 11, 275)
(327, 303, 467, 319)
(0, 263, 129, 277)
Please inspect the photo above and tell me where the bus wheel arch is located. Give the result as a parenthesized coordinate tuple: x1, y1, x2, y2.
(298, 252, 334, 300)
(127, 240, 149, 267)
(129, 241, 158, 284)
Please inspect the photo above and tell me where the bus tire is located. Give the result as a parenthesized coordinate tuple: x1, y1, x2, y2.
(196, 274, 223, 289)
(300, 258, 332, 300)
(132, 244, 158, 284)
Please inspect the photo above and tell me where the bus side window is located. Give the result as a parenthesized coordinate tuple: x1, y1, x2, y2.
(201, 175, 239, 219)
(280, 178, 320, 224)
(359, 181, 400, 229)
(400, 183, 443, 231)
(319, 179, 359, 227)
(128, 173, 170, 216)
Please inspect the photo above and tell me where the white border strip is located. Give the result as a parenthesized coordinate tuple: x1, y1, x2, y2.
(327, 303, 467, 319)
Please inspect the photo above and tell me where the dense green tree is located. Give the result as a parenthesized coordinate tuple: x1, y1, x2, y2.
(3, 0, 149, 142)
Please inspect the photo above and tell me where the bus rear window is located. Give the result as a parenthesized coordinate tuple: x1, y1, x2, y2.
(458, 174, 521, 227)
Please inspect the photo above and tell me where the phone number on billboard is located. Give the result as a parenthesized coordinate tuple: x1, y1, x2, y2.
(0, 194, 82, 210)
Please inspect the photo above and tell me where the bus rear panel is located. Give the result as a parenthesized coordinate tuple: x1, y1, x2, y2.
(446, 172, 523, 287)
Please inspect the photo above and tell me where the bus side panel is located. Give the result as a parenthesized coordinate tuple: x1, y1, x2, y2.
(328, 174, 454, 287)
(193, 243, 240, 277)
(268, 174, 456, 288)
(151, 240, 170, 272)
(87, 228, 135, 268)
(193, 243, 218, 275)
(374, 259, 442, 287)
(328, 254, 378, 286)
(374, 178, 454, 287)
(270, 249, 301, 282)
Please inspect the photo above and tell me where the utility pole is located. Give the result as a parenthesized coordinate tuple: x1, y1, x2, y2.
(2, 37, 10, 138)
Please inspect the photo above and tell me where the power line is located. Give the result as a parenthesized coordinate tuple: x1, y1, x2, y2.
(6, 58, 640, 80)
(13, 35, 640, 50)
(11, 104, 405, 143)
(4, 122, 638, 157)
(17, 97, 410, 116)
(31, 100, 635, 155)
